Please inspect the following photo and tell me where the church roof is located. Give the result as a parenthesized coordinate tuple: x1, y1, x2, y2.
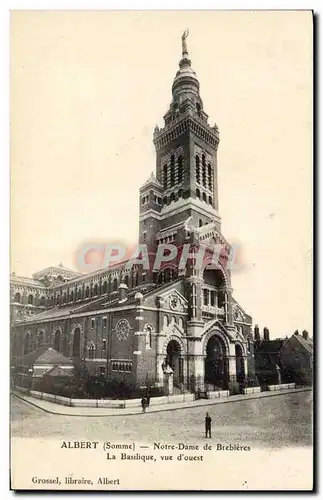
(292, 334, 313, 355)
(43, 365, 73, 377)
(10, 274, 45, 287)
(141, 172, 162, 188)
(254, 339, 287, 354)
(32, 264, 83, 280)
(17, 346, 72, 369)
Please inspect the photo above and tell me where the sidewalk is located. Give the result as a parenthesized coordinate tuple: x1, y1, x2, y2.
(12, 387, 311, 418)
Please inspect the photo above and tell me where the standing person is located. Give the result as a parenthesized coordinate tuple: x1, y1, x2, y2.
(146, 386, 151, 408)
(205, 412, 212, 438)
(141, 396, 147, 413)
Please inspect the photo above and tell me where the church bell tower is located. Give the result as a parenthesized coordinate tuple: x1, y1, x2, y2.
(153, 29, 222, 233)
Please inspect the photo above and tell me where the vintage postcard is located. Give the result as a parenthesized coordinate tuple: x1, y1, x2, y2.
(10, 10, 313, 491)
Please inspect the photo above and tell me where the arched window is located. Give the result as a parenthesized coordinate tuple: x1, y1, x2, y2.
(164, 268, 170, 282)
(103, 281, 107, 294)
(163, 164, 168, 189)
(88, 343, 95, 360)
(195, 155, 200, 183)
(163, 196, 167, 205)
(93, 284, 98, 296)
(203, 289, 209, 305)
(208, 196, 213, 205)
(178, 188, 183, 199)
(72, 327, 81, 357)
(157, 272, 164, 284)
(112, 278, 118, 292)
(202, 192, 207, 202)
(178, 317, 184, 330)
(170, 155, 175, 186)
(28, 294, 33, 305)
(210, 291, 215, 306)
(63, 292, 67, 303)
(208, 163, 212, 190)
(85, 286, 90, 298)
(70, 290, 74, 302)
(124, 275, 129, 288)
(202, 165, 206, 187)
(145, 325, 153, 349)
(202, 154, 206, 166)
(38, 330, 44, 347)
(178, 156, 183, 182)
(170, 192, 176, 203)
(196, 188, 201, 199)
(14, 292, 21, 303)
(199, 219, 203, 227)
(54, 329, 61, 352)
(196, 102, 201, 116)
(77, 289, 82, 300)
(40, 296, 46, 306)
(163, 315, 169, 328)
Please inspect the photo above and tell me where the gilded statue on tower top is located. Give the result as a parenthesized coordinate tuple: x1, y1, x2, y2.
(182, 28, 189, 55)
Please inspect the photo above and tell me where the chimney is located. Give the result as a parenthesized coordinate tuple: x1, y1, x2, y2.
(294, 329, 299, 336)
(254, 325, 260, 341)
(302, 330, 309, 340)
(263, 327, 270, 341)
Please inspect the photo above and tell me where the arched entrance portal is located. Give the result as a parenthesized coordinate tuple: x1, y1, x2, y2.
(166, 340, 183, 387)
(205, 335, 228, 389)
(235, 344, 245, 383)
(73, 327, 81, 357)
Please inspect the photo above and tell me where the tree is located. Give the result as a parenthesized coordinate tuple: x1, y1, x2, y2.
(72, 359, 90, 397)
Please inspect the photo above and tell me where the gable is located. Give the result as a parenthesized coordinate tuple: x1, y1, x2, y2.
(232, 300, 252, 324)
(158, 288, 188, 313)
(142, 279, 186, 309)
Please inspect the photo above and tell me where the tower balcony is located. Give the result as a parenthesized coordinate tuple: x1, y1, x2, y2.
(201, 304, 225, 317)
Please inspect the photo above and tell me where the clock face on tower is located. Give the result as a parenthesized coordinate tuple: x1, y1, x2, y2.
(115, 319, 130, 341)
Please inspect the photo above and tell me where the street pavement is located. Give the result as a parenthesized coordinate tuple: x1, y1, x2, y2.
(11, 390, 313, 449)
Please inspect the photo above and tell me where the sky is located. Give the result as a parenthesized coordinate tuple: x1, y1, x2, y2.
(10, 10, 313, 337)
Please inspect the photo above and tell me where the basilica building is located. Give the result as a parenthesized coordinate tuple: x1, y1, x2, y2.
(11, 33, 254, 393)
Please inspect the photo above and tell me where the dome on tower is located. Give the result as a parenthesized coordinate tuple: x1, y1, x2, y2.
(159, 30, 209, 128)
(172, 57, 200, 96)
(171, 29, 200, 99)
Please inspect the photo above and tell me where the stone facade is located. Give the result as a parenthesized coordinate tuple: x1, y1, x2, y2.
(11, 34, 255, 393)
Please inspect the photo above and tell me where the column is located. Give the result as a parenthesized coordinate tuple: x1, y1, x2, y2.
(226, 288, 234, 325)
(187, 338, 205, 392)
(228, 343, 238, 394)
(224, 291, 229, 324)
(243, 356, 248, 379)
(191, 282, 197, 319)
(215, 290, 218, 319)
(133, 293, 144, 386)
